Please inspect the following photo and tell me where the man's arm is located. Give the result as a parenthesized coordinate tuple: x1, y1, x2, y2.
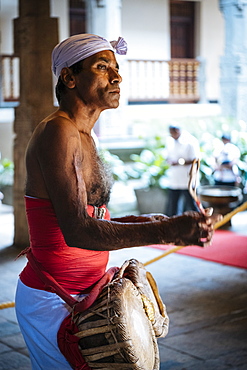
(111, 214, 168, 223)
(36, 120, 220, 251)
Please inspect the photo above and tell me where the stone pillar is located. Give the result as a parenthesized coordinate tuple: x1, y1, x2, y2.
(86, 0, 128, 139)
(13, 0, 58, 246)
(219, 0, 247, 121)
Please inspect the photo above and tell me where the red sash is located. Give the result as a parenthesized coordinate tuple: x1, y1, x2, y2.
(20, 197, 110, 295)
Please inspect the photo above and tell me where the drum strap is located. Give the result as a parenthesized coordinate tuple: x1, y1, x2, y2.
(26, 249, 118, 312)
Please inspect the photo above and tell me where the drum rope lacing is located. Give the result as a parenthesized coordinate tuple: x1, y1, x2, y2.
(1, 200, 247, 310)
(74, 283, 128, 362)
(106, 284, 127, 361)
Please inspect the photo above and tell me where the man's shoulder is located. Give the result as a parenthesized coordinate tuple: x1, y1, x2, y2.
(33, 114, 80, 149)
(42, 110, 74, 125)
(180, 131, 198, 144)
(40, 114, 77, 135)
(226, 143, 241, 157)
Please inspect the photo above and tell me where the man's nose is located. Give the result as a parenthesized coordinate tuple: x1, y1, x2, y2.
(109, 68, 122, 84)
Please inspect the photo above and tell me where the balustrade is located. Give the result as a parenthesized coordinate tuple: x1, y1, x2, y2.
(167, 58, 200, 103)
(0, 55, 200, 107)
(127, 58, 200, 103)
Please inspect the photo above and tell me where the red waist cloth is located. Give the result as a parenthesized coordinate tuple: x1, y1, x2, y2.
(20, 197, 110, 295)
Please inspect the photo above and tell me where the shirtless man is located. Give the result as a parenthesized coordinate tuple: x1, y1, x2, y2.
(15, 34, 221, 370)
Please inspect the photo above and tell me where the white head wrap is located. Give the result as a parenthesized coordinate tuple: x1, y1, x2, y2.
(52, 33, 127, 78)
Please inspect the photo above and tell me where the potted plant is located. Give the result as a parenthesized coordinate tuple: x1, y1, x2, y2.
(0, 158, 14, 205)
(126, 136, 169, 214)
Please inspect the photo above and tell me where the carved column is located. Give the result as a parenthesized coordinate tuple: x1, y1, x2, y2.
(13, 0, 58, 246)
(219, 0, 247, 121)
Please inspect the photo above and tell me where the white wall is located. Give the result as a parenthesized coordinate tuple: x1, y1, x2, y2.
(0, 110, 14, 160)
(199, 0, 224, 101)
(0, 0, 18, 54)
(51, 0, 69, 42)
(122, 0, 170, 60)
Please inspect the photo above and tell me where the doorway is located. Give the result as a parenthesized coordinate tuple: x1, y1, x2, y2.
(69, 0, 87, 36)
(170, 0, 195, 58)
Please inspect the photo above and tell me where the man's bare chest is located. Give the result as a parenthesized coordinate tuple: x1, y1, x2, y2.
(80, 142, 113, 207)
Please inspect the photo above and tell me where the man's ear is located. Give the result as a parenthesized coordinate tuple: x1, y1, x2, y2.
(60, 67, 76, 88)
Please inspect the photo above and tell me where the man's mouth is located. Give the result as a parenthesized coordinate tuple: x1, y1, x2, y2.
(109, 89, 120, 94)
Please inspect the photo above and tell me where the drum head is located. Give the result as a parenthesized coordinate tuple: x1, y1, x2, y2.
(76, 277, 159, 369)
(120, 258, 169, 338)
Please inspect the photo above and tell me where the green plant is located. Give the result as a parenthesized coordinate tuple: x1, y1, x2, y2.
(126, 136, 169, 189)
(198, 133, 217, 185)
(234, 133, 247, 189)
(99, 149, 129, 183)
(0, 158, 14, 187)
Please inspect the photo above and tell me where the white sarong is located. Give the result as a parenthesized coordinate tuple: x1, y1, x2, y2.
(15, 279, 73, 370)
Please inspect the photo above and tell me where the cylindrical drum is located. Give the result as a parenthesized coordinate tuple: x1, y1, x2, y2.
(73, 259, 169, 369)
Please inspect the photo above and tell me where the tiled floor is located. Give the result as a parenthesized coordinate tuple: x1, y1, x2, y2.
(0, 203, 247, 370)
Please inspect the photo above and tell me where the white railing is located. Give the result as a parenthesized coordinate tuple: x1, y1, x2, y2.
(127, 59, 170, 102)
(127, 58, 201, 103)
(0, 55, 201, 107)
(0, 54, 20, 106)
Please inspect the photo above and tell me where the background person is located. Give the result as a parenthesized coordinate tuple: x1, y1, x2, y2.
(165, 125, 200, 216)
(213, 133, 241, 187)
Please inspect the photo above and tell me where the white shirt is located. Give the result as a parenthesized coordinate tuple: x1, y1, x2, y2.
(213, 142, 240, 183)
(166, 131, 200, 189)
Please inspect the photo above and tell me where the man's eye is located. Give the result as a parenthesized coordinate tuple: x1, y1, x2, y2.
(97, 64, 107, 70)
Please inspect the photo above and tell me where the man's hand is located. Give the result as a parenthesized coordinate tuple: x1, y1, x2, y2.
(166, 211, 222, 247)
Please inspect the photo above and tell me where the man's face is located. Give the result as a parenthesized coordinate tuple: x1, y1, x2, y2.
(74, 50, 122, 110)
(169, 128, 180, 140)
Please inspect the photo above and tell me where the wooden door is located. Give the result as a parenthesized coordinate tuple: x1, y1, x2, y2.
(170, 0, 195, 58)
(69, 0, 86, 36)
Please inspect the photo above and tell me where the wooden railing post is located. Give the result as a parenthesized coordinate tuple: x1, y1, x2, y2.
(167, 58, 200, 103)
